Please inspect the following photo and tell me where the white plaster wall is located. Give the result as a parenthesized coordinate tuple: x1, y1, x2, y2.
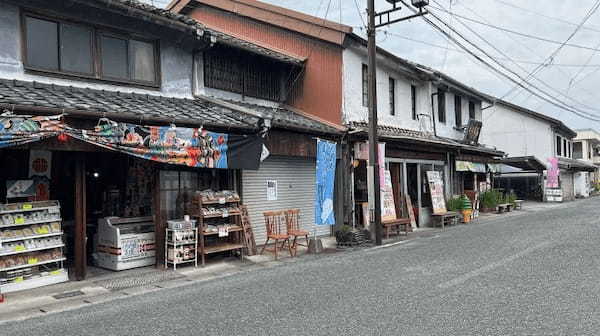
(480, 103, 554, 165)
(431, 86, 482, 140)
(342, 46, 431, 133)
(0, 2, 194, 99)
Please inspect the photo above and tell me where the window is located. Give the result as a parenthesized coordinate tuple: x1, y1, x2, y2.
(563, 139, 568, 158)
(568, 141, 571, 158)
(469, 101, 476, 120)
(556, 136, 562, 156)
(23, 14, 159, 86)
(573, 142, 583, 159)
(362, 64, 369, 107)
(411, 85, 417, 120)
(389, 77, 395, 116)
(438, 90, 446, 123)
(455, 95, 462, 127)
(203, 45, 288, 101)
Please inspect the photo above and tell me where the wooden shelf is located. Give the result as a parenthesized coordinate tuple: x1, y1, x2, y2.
(203, 243, 244, 254)
(198, 199, 241, 205)
(202, 226, 243, 236)
(201, 211, 241, 219)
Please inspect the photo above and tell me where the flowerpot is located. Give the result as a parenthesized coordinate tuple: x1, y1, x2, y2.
(462, 209, 473, 223)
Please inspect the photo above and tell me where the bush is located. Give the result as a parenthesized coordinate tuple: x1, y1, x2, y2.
(481, 189, 502, 209)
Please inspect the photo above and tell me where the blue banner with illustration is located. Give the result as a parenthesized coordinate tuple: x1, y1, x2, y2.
(315, 139, 337, 226)
(0, 115, 64, 149)
(69, 119, 263, 170)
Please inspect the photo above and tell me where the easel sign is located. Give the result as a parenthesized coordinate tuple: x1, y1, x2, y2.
(381, 170, 397, 222)
(425, 171, 447, 215)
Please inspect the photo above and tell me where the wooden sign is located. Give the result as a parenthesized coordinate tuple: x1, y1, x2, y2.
(405, 195, 417, 229)
(361, 202, 370, 229)
(381, 170, 397, 222)
(426, 171, 447, 215)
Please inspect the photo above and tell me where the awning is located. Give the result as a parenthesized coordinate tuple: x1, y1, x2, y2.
(456, 160, 487, 173)
(558, 157, 597, 172)
(496, 156, 547, 172)
(0, 115, 64, 149)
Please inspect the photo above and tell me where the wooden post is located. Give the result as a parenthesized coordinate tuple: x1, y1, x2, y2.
(153, 168, 165, 268)
(74, 156, 87, 280)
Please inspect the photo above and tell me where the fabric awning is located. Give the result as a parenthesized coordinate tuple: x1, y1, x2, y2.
(456, 160, 487, 173)
(0, 115, 64, 149)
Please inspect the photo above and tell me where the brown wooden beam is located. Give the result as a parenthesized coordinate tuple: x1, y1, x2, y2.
(153, 168, 166, 268)
(74, 155, 87, 280)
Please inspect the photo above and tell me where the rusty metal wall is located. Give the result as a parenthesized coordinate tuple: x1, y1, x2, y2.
(189, 6, 344, 126)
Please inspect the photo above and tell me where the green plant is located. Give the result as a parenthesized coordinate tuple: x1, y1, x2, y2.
(335, 225, 353, 243)
(459, 195, 472, 210)
(446, 196, 463, 211)
(506, 192, 517, 205)
(480, 189, 502, 209)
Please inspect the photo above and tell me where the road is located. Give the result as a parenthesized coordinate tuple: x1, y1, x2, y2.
(4, 198, 600, 335)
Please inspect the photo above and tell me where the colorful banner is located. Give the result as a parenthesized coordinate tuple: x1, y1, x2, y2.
(315, 139, 337, 226)
(68, 119, 263, 170)
(381, 170, 397, 221)
(456, 160, 487, 173)
(0, 115, 63, 149)
(547, 157, 560, 188)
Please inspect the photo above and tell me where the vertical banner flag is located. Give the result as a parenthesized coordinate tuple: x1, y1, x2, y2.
(315, 139, 337, 226)
(29, 150, 52, 201)
(547, 157, 560, 188)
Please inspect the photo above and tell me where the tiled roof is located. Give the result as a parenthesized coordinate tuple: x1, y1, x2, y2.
(75, 0, 304, 65)
(222, 100, 345, 135)
(349, 121, 503, 156)
(0, 79, 259, 131)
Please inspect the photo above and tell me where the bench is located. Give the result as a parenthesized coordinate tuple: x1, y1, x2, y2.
(497, 203, 514, 213)
(382, 218, 411, 239)
(514, 200, 524, 210)
(431, 212, 460, 229)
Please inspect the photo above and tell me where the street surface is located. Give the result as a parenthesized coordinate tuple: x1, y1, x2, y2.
(3, 198, 600, 335)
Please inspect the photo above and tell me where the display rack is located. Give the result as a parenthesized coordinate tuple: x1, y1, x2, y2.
(0, 200, 68, 293)
(165, 227, 198, 270)
(192, 192, 245, 266)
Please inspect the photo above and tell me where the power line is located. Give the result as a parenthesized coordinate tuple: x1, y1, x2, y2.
(429, 4, 600, 53)
(353, 0, 366, 28)
(421, 10, 600, 122)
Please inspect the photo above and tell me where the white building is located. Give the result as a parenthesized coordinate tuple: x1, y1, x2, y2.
(573, 129, 600, 197)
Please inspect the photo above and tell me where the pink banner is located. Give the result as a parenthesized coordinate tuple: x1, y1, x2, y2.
(546, 157, 560, 188)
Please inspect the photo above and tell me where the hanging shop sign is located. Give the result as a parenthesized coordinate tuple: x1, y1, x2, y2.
(28, 150, 52, 201)
(315, 139, 337, 226)
(463, 119, 482, 145)
(426, 171, 447, 215)
(456, 160, 487, 173)
(69, 119, 263, 170)
(0, 115, 64, 149)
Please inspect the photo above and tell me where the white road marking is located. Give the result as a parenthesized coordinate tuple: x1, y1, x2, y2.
(439, 241, 551, 289)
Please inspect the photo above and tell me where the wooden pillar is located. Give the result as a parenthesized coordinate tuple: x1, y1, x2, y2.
(74, 156, 87, 280)
(153, 168, 165, 268)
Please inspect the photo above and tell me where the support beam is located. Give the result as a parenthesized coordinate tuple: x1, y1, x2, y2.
(74, 156, 87, 280)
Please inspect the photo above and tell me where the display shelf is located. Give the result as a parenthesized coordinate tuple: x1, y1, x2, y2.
(165, 259, 196, 264)
(165, 227, 198, 270)
(201, 211, 241, 219)
(199, 199, 241, 205)
(0, 269, 68, 293)
(202, 226, 243, 236)
(166, 240, 196, 245)
(0, 205, 60, 215)
(0, 218, 62, 229)
(0, 257, 67, 272)
(0, 244, 65, 257)
(204, 243, 245, 254)
(0, 232, 64, 243)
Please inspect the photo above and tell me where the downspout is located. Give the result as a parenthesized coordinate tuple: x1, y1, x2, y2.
(430, 83, 438, 137)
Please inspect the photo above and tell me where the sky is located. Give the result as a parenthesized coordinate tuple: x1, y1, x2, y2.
(144, 0, 600, 131)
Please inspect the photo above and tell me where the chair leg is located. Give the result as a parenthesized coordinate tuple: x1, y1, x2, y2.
(305, 235, 310, 249)
(274, 239, 278, 260)
(287, 238, 294, 257)
(260, 237, 270, 255)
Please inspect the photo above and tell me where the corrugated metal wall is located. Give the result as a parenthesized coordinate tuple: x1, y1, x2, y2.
(189, 6, 344, 125)
(242, 156, 330, 246)
(561, 171, 575, 201)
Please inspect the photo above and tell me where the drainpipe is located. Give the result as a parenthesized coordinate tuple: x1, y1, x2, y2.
(429, 82, 438, 137)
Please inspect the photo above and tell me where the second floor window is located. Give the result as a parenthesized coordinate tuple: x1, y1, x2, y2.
(573, 142, 583, 159)
(362, 64, 369, 107)
(389, 77, 395, 116)
(455, 95, 462, 127)
(411, 85, 417, 120)
(438, 90, 446, 123)
(23, 14, 159, 86)
(469, 101, 476, 120)
(556, 136, 562, 156)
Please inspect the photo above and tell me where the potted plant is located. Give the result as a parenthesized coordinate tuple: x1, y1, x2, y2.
(480, 190, 500, 212)
(335, 225, 353, 244)
(459, 195, 473, 223)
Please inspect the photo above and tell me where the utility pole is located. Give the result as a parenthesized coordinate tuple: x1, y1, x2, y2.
(366, 0, 429, 245)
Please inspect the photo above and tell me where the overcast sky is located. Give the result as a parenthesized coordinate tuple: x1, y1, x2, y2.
(146, 0, 600, 130)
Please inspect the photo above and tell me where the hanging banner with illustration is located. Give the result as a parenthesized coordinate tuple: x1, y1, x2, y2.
(426, 171, 447, 215)
(0, 115, 64, 149)
(315, 139, 337, 226)
(68, 119, 263, 170)
(28, 150, 52, 201)
(546, 157, 560, 188)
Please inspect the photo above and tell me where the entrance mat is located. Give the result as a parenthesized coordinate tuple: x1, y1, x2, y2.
(93, 271, 185, 291)
(52, 290, 85, 300)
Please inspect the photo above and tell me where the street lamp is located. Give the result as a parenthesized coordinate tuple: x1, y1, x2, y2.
(366, 0, 428, 245)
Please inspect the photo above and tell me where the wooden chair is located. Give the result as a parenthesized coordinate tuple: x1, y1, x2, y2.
(260, 211, 293, 259)
(285, 209, 310, 256)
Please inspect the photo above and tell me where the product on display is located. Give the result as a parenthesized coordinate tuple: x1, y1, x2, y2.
(0, 200, 67, 293)
(165, 224, 198, 270)
(95, 216, 155, 271)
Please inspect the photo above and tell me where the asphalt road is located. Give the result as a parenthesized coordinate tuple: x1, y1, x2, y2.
(4, 198, 600, 335)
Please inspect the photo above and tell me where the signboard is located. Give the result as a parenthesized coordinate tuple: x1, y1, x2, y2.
(425, 171, 447, 215)
(546, 188, 563, 202)
(456, 160, 487, 173)
(381, 170, 397, 222)
(29, 150, 52, 201)
(6, 180, 36, 199)
(315, 139, 337, 226)
(267, 180, 278, 201)
(546, 157, 560, 188)
(463, 119, 482, 145)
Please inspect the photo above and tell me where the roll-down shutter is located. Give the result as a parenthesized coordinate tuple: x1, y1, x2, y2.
(242, 156, 331, 245)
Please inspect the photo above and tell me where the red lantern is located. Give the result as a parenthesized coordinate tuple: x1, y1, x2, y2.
(57, 133, 68, 143)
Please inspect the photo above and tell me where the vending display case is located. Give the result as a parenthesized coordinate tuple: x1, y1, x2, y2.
(95, 216, 155, 271)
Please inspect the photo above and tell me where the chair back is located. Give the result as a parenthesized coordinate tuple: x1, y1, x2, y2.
(263, 211, 285, 236)
(285, 209, 301, 232)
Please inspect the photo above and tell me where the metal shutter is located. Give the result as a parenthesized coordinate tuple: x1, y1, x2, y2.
(242, 156, 331, 246)
(560, 171, 575, 201)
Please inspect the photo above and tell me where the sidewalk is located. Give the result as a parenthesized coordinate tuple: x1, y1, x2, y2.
(0, 200, 571, 324)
